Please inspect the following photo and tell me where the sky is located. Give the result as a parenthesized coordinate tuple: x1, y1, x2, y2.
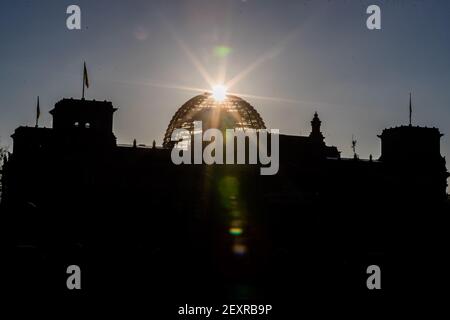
(1, 0, 450, 167)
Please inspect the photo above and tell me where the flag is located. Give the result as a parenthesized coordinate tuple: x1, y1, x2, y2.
(83, 62, 89, 89)
(35, 96, 40, 127)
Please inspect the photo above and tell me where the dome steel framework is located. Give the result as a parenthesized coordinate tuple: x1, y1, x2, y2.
(163, 93, 266, 147)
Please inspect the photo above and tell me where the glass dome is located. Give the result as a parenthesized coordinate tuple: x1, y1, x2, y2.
(163, 93, 266, 147)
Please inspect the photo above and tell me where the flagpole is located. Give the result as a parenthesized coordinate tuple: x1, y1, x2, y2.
(409, 92, 412, 126)
(35, 96, 40, 128)
(82, 61, 89, 100)
(82, 63, 85, 100)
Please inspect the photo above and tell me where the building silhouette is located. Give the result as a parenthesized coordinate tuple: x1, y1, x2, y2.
(1, 94, 449, 305)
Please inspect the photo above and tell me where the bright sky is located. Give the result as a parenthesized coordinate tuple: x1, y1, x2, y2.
(1, 0, 449, 169)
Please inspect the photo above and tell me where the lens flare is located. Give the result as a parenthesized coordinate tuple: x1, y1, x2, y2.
(232, 243, 247, 255)
(214, 46, 232, 58)
(212, 85, 227, 102)
(229, 227, 243, 236)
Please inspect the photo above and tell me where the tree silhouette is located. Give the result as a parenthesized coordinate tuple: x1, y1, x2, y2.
(0, 140, 9, 202)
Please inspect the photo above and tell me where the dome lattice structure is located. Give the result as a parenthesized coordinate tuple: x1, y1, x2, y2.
(163, 93, 266, 147)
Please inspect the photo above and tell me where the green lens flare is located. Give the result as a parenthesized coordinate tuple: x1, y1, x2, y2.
(229, 227, 243, 236)
(214, 46, 232, 58)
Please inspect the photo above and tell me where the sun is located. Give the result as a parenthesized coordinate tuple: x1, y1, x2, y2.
(212, 85, 227, 102)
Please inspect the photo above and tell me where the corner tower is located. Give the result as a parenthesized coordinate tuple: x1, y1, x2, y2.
(378, 125, 449, 200)
(49, 98, 117, 148)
